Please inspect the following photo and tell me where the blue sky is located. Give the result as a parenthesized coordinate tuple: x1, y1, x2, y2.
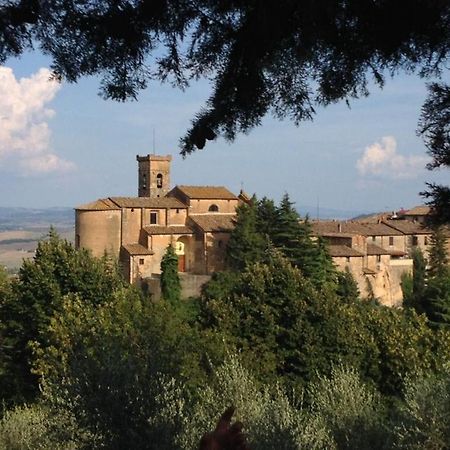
(0, 50, 448, 216)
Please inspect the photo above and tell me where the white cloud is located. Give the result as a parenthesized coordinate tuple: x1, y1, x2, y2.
(356, 136, 427, 179)
(0, 66, 75, 174)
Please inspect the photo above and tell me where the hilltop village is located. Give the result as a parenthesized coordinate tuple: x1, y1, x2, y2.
(75, 154, 447, 305)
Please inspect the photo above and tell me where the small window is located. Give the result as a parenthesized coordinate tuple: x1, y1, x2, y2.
(176, 208, 180, 214)
(389, 236, 394, 246)
(142, 174, 147, 189)
(377, 255, 381, 263)
(209, 204, 219, 212)
(424, 236, 429, 245)
(150, 211, 158, 225)
(372, 236, 376, 242)
(156, 173, 163, 188)
(139, 258, 145, 265)
(346, 256, 350, 263)
(412, 236, 418, 246)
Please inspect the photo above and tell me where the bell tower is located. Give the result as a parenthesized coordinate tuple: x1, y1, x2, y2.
(136, 154, 172, 198)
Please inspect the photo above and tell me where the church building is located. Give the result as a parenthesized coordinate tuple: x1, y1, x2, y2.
(75, 154, 244, 285)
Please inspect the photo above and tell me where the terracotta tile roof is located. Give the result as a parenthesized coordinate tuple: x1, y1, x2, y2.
(383, 220, 431, 235)
(364, 223, 400, 236)
(143, 226, 193, 235)
(174, 185, 237, 200)
(311, 221, 366, 235)
(402, 205, 432, 216)
(328, 245, 364, 257)
(109, 197, 186, 209)
(367, 244, 405, 256)
(76, 198, 120, 211)
(122, 243, 154, 255)
(316, 231, 358, 238)
(312, 221, 399, 236)
(189, 214, 235, 232)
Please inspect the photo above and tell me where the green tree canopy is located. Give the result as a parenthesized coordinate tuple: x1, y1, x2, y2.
(201, 249, 450, 394)
(0, 1, 449, 157)
(160, 243, 181, 304)
(418, 83, 450, 223)
(227, 193, 336, 288)
(0, 229, 126, 404)
(226, 200, 267, 271)
(427, 226, 449, 279)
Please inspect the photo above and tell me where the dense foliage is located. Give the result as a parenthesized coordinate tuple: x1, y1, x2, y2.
(0, 229, 126, 405)
(1, 227, 450, 448)
(227, 194, 336, 289)
(418, 83, 450, 222)
(0, 1, 449, 156)
(201, 248, 450, 395)
(160, 244, 181, 304)
(404, 228, 450, 327)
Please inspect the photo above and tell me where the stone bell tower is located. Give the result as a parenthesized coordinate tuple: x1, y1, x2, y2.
(136, 154, 172, 198)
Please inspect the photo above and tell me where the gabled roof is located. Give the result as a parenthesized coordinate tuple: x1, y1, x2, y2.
(76, 198, 120, 211)
(174, 185, 237, 200)
(189, 214, 235, 232)
(109, 197, 186, 209)
(122, 243, 154, 255)
(328, 245, 364, 257)
(402, 205, 432, 216)
(367, 244, 405, 256)
(312, 220, 399, 236)
(312, 221, 366, 236)
(143, 226, 193, 235)
(364, 223, 401, 236)
(383, 220, 431, 235)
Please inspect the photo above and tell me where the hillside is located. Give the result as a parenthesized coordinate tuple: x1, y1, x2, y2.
(0, 207, 74, 272)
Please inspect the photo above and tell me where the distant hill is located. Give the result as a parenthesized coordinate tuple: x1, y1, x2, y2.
(297, 205, 370, 220)
(0, 207, 74, 231)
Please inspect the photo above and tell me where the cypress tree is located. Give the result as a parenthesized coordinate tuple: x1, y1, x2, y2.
(422, 227, 450, 326)
(226, 201, 266, 271)
(160, 244, 181, 304)
(271, 194, 335, 287)
(404, 248, 427, 313)
(336, 268, 360, 302)
(427, 227, 449, 279)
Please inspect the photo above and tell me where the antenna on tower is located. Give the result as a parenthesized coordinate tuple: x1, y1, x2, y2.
(152, 128, 156, 154)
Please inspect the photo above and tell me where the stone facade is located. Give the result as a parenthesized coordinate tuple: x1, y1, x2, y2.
(75, 155, 240, 290)
(312, 218, 433, 306)
(75, 155, 446, 305)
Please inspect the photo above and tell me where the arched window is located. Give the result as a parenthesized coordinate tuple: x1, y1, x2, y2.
(156, 173, 163, 188)
(209, 204, 219, 212)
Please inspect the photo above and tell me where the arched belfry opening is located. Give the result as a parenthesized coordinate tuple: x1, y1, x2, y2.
(136, 154, 172, 198)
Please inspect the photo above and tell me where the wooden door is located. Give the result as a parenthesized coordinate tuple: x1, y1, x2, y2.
(178, 254, 186, 272)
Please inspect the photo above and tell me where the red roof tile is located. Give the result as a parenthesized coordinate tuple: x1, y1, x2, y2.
(110, 197, 186, 209)
(122, 244, 154, 255)
(174, 185, 237, 200)
(143, 226, 193, 235)
(189, 214, 235, 232)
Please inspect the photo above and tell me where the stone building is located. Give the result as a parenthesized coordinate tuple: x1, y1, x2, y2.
(75, 154, 241, 289)
(311, 216, 445, 305)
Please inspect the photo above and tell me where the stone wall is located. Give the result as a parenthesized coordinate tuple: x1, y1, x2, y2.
(75, 209, 121, 257)
(145, 273, 211, 300)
